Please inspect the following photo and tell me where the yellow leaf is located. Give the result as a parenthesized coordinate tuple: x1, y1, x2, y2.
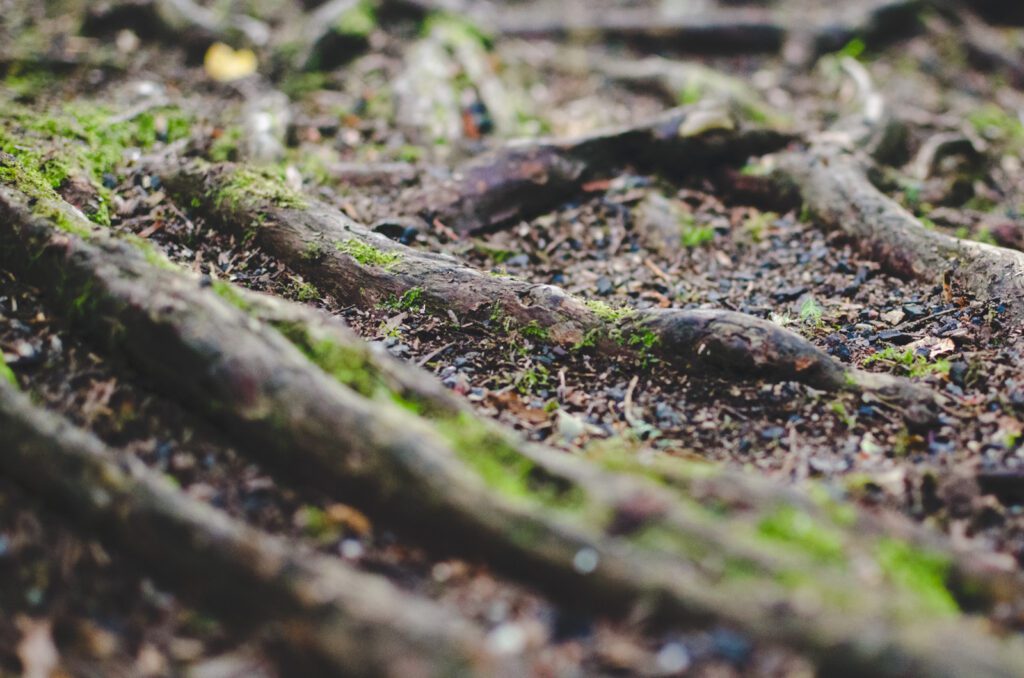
(204, 42, 257, 82)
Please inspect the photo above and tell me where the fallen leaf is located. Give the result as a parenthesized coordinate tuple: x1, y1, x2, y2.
(929, 337, 956, 359)
(204, 43, 257, 82)
(16, 617, 59, 678)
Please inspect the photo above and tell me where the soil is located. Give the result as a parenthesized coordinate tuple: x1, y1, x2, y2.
(2, 0, 1024, 675)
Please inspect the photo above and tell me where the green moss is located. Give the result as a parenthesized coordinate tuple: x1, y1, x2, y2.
(805, 484, 858, 528)
(836, 37, 866, 60)
(864, 347, 950, 378)
(334, 239, 402, 269)
(584, 299, 634, 323)
(210, 280, 255, 312)
(397, 145, 424, 163)
(423, 12, 493, 49)
(0, 355, 18, 389)
(757, 505, 845, 564)
(291, 280, 320, 302)
(875, 539, 958, 615)
(627, 328, 659, 351)
(214, 166, 307, 214)
(515, 363, 550, 395)
(3, 64, 57, 100)
(624, 326, 660, 367)
(124, 234, 178, 271)
(0, 156, 92, 237)
(0, 102, 191, 227)
(276, 325, 384, 399)
(967, 105, 1024, 147)
(209, 126, 244, 163)
(336, 0, 376, 36)
(1, 103, 190, 186)
(380, 287, 423, 312)
(630, 523, 715, 562)
(799, 296, 824, 327)
(301, 240, 327, 262)
(741, 211, 775, 242)
(571, 326, 602, 351)
(677, 81, 703, 106)
(434, 412, 585, 509)
(520, 321, 549, 341)
(472, 242, 516, 264)
(680, 222, 715, 248)
(281, 72, 329, 99)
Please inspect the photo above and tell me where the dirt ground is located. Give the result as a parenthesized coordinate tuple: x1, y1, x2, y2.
(2, 0, 1024, 676)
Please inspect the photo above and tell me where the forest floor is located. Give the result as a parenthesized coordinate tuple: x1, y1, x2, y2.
(2, 1, 1024, 676)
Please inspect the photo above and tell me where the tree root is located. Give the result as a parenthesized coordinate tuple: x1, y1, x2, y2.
(216, 283, 1024, 602)
(0, 379, 496, 678)
(778, 147, 1024, 326)
(163, 157, 939, 420)
(5, 172, 1024, 675)
(462, 0, 922, 61)
(418, 105, 792, 235)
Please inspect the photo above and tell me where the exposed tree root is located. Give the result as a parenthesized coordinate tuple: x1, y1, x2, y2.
(779, 147, 1024, 326)
(0, 380, 496, 678)
(419, 105, 792, 235)
(460, 0, 922, 60)
(162, 158, 941, 419)
(217, 284, 1024, 600)
(4, 169, 1024, 676)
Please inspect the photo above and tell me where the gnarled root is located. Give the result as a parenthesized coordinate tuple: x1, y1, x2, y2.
(162, 158, 938, 418)
(0, 380, 496, 677)
(778, 147, 1024, 326)
(4, 173, 1024, 677)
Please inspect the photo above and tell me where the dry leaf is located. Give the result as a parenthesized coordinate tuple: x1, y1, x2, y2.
(16, 617, 59, 678)
(204, 43, 257, 82)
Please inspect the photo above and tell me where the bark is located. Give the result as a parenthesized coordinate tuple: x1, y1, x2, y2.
(163, 158, 939, 420)
(226, 285, 1024, 595)
(779, 147, 1024, 325)
(4, 173, 1024, 676)
(461, 0, 922, 59)
(419, 105, 792, 235)
(0, 379, 495, 678)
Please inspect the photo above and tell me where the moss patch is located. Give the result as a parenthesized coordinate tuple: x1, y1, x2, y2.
(757, 505, 845, 564)
(336, 0, 377, 37)
(875, 539, 958, 615)
(0, 154, 92, 237)
(213, 166, 307, 214)
(379, 287, 423, 312)
(863, 346, 950, 378)
(0, 102, 191, 226)
(584, 299, 634, 323)
(334, 239, 402, 269)
(434, 412, 585, 509)
(520, 320, 549, 341)
(0, 356, 17, 389)
(422, 12, 493, 49)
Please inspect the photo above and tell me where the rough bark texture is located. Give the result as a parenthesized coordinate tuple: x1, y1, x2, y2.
(420, 105, 793, 235)
(162, 159, 939, 418)
(3, 175, 1024, 677)
(0, 379, 495, 678)
(460, 0, 923, 59)
(780, 147, 1024, 325)
(228, 284, 1024, 593)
